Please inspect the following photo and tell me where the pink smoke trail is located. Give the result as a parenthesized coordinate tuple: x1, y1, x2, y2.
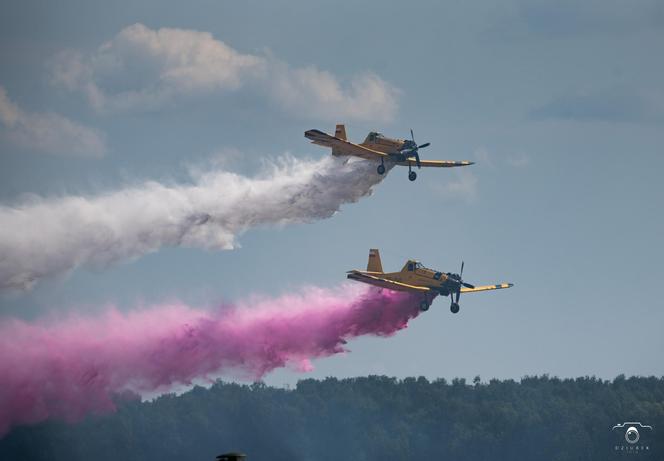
(0, 285, 421, 436)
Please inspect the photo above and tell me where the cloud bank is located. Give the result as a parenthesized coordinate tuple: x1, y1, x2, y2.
(531, 86, 664, 123)
(0, 285, 420, 436)
(51, 23, 399, 121)
(432, 168, 478, 202)
(0, 155, 391, 291)
(0, 86, 106, 157)
(518, 0, 664, 37)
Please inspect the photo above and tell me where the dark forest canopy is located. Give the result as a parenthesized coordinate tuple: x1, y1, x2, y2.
(1, 375, 662, 461)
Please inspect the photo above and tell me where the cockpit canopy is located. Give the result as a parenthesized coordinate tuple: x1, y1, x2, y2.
(406, 260, 431, 271)
(367, 132, 384, 142)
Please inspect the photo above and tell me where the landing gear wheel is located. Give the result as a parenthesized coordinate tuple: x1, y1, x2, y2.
(408, 171, 417, 181)
(419, 301, 430, 311)
(450, 303, 460, 314)
(377, 164, 386, 175)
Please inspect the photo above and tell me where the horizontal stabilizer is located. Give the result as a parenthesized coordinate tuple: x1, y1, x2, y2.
(347, 271, 432, 293)
(305, 128, 388, 160)
(304, 129, 337, 147)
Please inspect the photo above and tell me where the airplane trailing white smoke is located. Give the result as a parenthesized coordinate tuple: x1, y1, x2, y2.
(0, 156, 392, 290)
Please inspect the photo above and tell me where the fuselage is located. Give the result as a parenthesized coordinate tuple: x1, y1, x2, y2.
(359, 132, 415, 160)
(348, 260, 462, 296)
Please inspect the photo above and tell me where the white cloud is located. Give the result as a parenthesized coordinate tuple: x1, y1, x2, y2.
(0, 87, 21, 126)
(432, 168, 478, 202)
(51, 23, 399, 121)
(0, 86, 106, 158)
(269, 64, 399, 122)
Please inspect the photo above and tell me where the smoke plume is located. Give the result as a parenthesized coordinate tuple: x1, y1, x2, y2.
(0, 285, 420, 436)
(0, 156, 390, 290)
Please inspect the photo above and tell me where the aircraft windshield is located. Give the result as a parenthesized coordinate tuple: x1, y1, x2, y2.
(415, 262, 434, 271)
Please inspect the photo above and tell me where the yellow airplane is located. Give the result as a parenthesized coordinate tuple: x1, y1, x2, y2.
(347, 249, 513, 313)
(305, 124, 474, 181)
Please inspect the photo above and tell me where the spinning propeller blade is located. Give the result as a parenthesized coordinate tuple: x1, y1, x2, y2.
(446, 260, 477, 310)
(399, 129, 430, 169)
(407, 129, 429, 169)
(457, 261, 475, 290)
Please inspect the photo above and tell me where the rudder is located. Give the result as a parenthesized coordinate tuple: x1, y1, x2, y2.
(335, 124, 347, 141)
(367, 249, 383, 273)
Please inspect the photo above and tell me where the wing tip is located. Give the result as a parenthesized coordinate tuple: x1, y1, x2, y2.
(493, 283, 514, 289)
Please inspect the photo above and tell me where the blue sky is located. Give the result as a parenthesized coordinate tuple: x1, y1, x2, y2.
(1, 0, 663, 386)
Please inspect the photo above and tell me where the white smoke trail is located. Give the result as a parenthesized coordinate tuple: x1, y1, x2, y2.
(0, 155, 391, 290)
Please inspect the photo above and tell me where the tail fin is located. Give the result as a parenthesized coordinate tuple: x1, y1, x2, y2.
(331, 124, 347, 156)
(335, 124, 347, 141)
(367, 249, 383, 273)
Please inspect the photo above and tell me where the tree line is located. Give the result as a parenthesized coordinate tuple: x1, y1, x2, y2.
(1, 374, 662, 461)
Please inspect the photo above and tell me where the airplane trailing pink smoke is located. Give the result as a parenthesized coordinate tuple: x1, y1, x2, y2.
(0, 285, 420, 436)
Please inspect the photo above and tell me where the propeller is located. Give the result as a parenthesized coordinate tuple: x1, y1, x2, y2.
(399, 129, 430, 169)
(459, 261, 475, 289)
(446, 261, 475, 304)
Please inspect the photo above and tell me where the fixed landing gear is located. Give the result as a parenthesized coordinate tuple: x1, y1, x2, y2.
(449, 286, 461, 314)
(419, 300, 430, 312)
(408, 162, 417, 181)
(377, 163, 386, 175)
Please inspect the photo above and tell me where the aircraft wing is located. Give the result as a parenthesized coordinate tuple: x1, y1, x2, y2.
(397, 159, 474, 168)
(461, 283, 513, 293)
(347, 271, 432, 293)
(305, 129, 388, 161)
